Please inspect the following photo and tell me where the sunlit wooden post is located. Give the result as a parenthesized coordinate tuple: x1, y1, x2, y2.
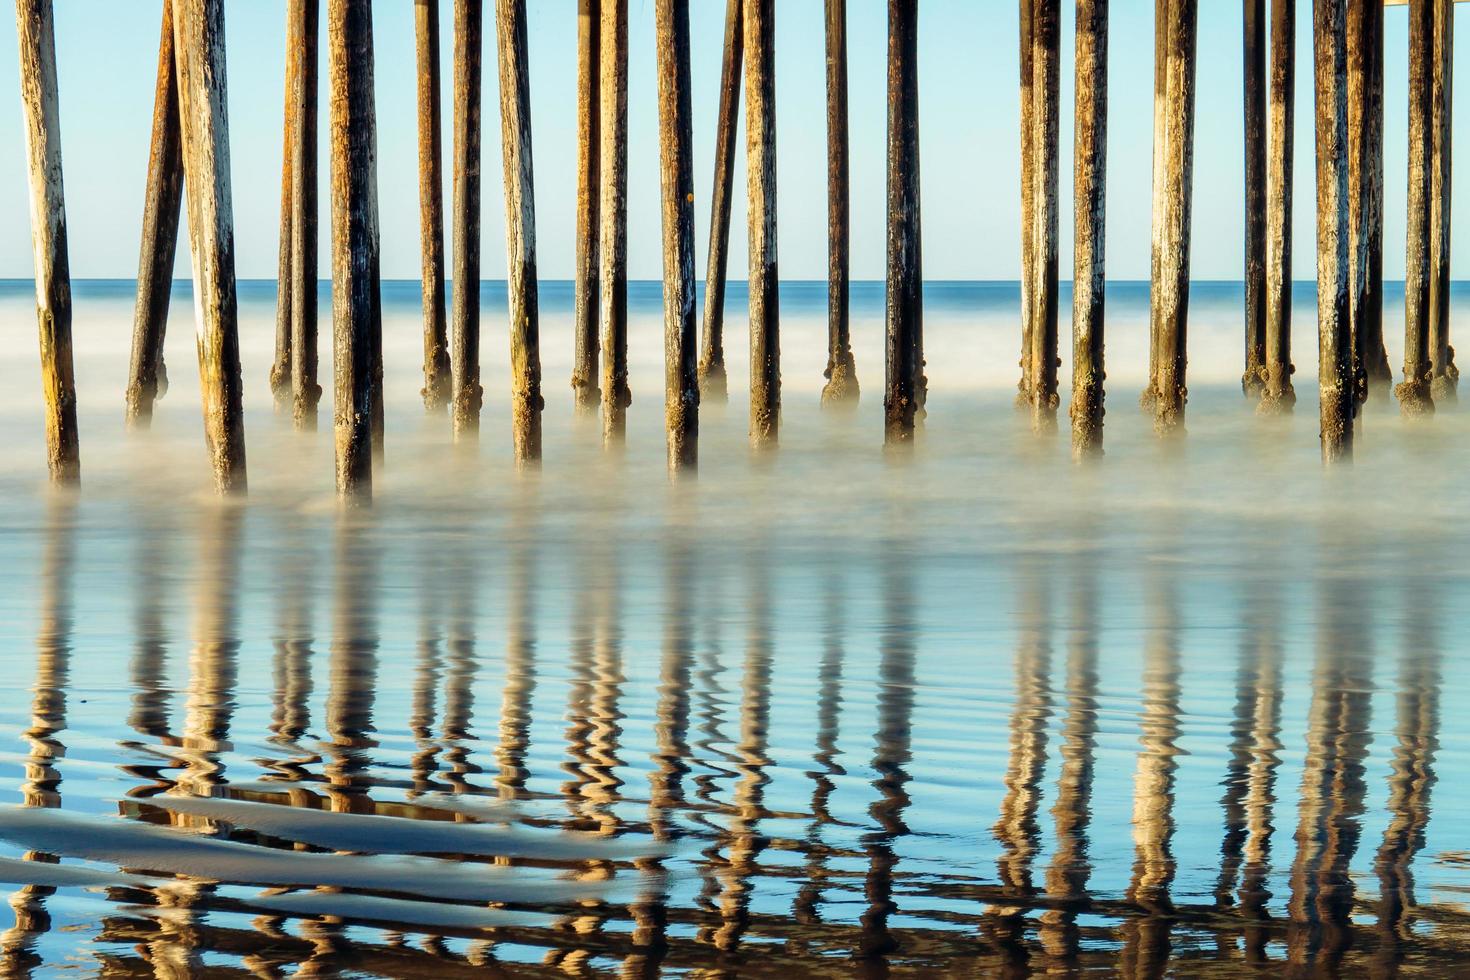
(328, 0, 380, 496)
(416, 0, 451, 411)
(1400, 0, 1435, 414)
(270, 15, 296, 416)
(1429, 0, 1457, 402)
(1018, 0, 1036, 409)
(450, 0, 484, 440)
(884, 0, 922, 446)
(173, 0, 247, 492)
(126, 0, 182, 430)
(599, 0, 629, 445)
(288, 0, 321, 431)
(1314, 0, 1353, 462)
(1348, 0, 1390, 402)
(495, 0, 542, 464)
(571, 0, 600, 413)
(1261, 0, 1296, 412)
(1243, 0, 1267, 396)
(655, 0, 697, 471)
(16, 0, 78, 482)
(697, 0, 741, 404)
(1146, 0, 1198, 435)
(1069, 0, 1108, 457)
(1024, 0, 1060, 432)
(821, 0, 857, 407)
(745, 0, 780, 448)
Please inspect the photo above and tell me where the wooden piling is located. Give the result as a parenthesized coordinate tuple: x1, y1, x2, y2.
(884, 0, 922, 445)
(1146, 0, 1198, 435)
(571, 0, 600, 413)
(450, 0, 484, 440)
(1069, 0, 1108, 457)
(1400, 0, 1435, 414)
(1314, 0, 1353, 462)
(328, 0, 380, 496)
(495, 0, 542, 463)
(270, 19, 296, 416)
(15, 0, 78, 482)
(746, 0, 780, 448)
(1242, 0, 1266, 396)
(125, 0, 182, 430)
(1261, 0, 1296, 412)
(288, 0, 321, 431)
(1429, 0, 1456, 402)
(1017, 0, 1036, 408)
(1142, 2, 1166, 410)
(416, 0, 451, 411)
(697, 0, 741, 404)
(1025, 0, 1061, 432)
(821, 0, 857, 407)
(172, 0, 247, 492)
(655, 0, 698, 470)
(599, 0, 629, 445)
(1348, 0, 1390, 402)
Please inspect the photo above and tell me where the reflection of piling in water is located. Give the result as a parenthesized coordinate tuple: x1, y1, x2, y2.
(179, 506, 243, 801)
(563, 538, 625, 832)
(325, 514, 380, 814)
(793, 571, 846, 925)
(441, 526, 483, 793)
(496, 519, 537, 800)
(410, 543, 445, 794)
(126, 0, 181, 428)
(269, 515, 315, 747)
(697, 0, 741, 404)
(129, 507, 176, 748)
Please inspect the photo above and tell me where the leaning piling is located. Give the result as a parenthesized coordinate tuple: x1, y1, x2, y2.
(884, 0, 922, 446)
(416, 0, 451, 411)
(1069, 0, 1108, 458)
(697, 0, 742, 404)
(745, 0, 780, 448)
(1313, 0, 1353, 462)
(15, 0, 78, 483)
(125, 0, 182, 430)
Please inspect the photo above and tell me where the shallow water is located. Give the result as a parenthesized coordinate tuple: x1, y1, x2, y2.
(0, 281, 1468, 975)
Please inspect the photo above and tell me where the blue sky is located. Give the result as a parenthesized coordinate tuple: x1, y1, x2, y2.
(0, 1, 1464, 283)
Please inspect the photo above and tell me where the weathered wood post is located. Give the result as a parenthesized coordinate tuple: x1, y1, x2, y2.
(1026, 0, 1061, 431)
(15, 0, 78, 482)
(288, 0, 321, 431)
(1018, 0, 1036, 408)
(1429, 0, 1457, 402)
(1069, 0, 1108, 457)
(746, 0, 780, 448)
(599, 0, 629, 445)
(884, 0, 922, 446)
(1261, 0, 1296, 411)
(697, 0, 741, 404)
(172, 0, 247, 492)
(450, 0, 484, 440)
(495, 0, 542, 464)
(655, 0, 698, 470)
(1145, 0, 1198, 435)
(126, 0, 182, 430)
(1348, 0, 1390, 402)
(1400, 0, 1435, 414)
(571, 0, 600, 413)
(1243, 0, 1266, 396)
(821, 0, 857, 407)
(416, 0, 451, 411)
(1314, 0, 1353, 462)
(328, 0, 380, 496)
(270, 25, 296, 416)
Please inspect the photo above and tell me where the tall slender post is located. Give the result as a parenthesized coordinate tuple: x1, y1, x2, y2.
(1243, 0, 1267, 396)
(1026, 0, 1061, 431)
(328, 0, 380, 497)
(1429, 0, 1456, 402)
(1262, 0, 1296, 411)
(745, 0, 780, 448)
(1069, 0, 1108, 457)
(495, 0, 542, 464)
(172, 0, 247, 492)
(598, 0, 629, 444)
(15, 0, 78, 483)
(1314, 0, 1352, 462)
(655, 0, 697, 471)
(821, 0, 857, 407)
(697, 0, 741, 403)
(884, 0, 922, 446)
(125, 0, 183, 430)
(1146, 0, 1199, 435)
(416, 0, 451, 411)
(1017, 0, 1036, 408)
(1348, 0, 1390, 403)
(270, 13, 296, 415)
(1142, 2, 1166, 410)
(450, 0, 483, 440)
(288, 0, 321, 431)
(571, 0, 600, 413)
(1400, 0, 1435, 414)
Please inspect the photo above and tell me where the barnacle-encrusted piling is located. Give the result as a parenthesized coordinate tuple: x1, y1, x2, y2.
(884, 0, 922, 446)
(697, 0, 742, 404)
(1069, 0, 1108, 457)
